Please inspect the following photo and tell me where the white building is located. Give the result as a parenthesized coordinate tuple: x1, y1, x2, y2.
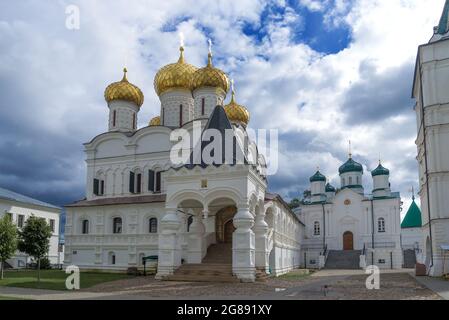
(297, 156, 403, 270)
(64, 47, 303, 282)
(412, 0, 449, 276)
(0, 187, 62, 268)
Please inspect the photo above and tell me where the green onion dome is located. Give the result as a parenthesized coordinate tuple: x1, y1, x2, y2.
(310, 171, 326, 182)
(371, 163, 390, 177)
(339, 157, 363, 174)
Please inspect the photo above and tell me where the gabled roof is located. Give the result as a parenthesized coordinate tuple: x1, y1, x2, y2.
(185, 105, 247, 169)
(0, 187, 61, 210)
(401, 199, 422, 229)
(437, 0, 449, 35)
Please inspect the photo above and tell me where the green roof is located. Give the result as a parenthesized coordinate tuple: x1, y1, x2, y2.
(339, 157, 363, 174)
(437, 0, 449, 35)
(310, 171, 326, 182)
(401, 200, 422, 229)
(325, 183, 336, 192)
(371, 163, 390, 177)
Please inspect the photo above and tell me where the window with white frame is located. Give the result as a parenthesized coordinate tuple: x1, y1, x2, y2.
(148, 169, 162, 193)
(49, 219, 55, 232)
(314, 221, 320, 236)
(378, 218, 386, 233)
(113, 217, 122, 234)
(17, 214, 25, 228)
(129, 170, 142, 194)
(82, 219, 89, 234)
(149, 218, 158, 233)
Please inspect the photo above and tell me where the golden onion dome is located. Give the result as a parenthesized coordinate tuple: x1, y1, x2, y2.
(149, 116, 161, 126)
(153, 47, 198, 96)
(104, 68, 144, 107)
(224, 91, 250, 126)
(191, 53, 230, 93)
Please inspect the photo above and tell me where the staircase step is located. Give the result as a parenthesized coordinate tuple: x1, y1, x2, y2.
(166, 274, 240, 283)
(324, 250, 361, 270)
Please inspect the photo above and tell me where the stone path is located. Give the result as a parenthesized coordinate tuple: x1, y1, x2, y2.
(0, 269, 442, 300)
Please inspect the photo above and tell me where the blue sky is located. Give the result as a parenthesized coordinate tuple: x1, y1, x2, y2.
(0, 0, 446, 215)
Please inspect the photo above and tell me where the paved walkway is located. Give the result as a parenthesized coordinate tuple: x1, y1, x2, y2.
(413, 275, 449, 300)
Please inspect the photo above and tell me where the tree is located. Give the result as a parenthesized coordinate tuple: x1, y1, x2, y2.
(18, 216, 52, 282)
(0, 215, 18, 279)
(289, 198, 301, 209)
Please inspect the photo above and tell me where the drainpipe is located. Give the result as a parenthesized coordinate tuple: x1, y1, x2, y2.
(321, 203, 326, 250)
(419, 55, 434, 272)
(371, 199, 375, 266)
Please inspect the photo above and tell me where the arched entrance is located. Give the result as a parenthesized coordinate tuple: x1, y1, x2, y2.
(223, 220, 235, 243)
(215, 206, 237, 243)
(343, 231, 354, 250)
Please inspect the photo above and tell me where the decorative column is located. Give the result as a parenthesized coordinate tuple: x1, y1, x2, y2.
(187, 214, 206, 263)
(253, 208, 269, 273)
(232, 205, 256, 282)
(155, 209, 182, 279)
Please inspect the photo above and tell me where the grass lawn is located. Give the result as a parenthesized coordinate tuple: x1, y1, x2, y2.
(0, 270, 133, 291)
(278, 269, 313, 281)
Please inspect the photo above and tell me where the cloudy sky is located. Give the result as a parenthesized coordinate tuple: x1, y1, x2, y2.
(0, 0, 446, 216)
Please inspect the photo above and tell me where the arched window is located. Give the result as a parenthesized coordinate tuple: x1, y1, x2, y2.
(201, 98, 205, 116)
(113, 217, 122, 234)
(342, 178, 345, 186)
(378, 218, 385, 233)
(314, 221, 320, 236)
(149, 218, 158, 233)
(356, 176, 360, 185)
(349, 176, 353, 185)
(187, 215, 193, 232)
(82, 220, 89, 234)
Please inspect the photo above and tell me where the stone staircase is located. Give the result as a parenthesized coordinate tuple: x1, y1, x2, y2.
(166, 243, 269, 282)
(324, 250, 362, 270)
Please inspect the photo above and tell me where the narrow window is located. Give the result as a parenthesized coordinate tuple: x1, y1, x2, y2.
(110, 253, 116, 265)
(148, 170, 155, 192)
(100, 180, 105, 196)
(342, 178, 345, 186)
(201, 98, 205, 116)
(18, 215, 24, 228)
(349, 177, 353, 185)
(179, 104, 183, 127)
(187, 216, 193, 232)
(50, 219, 55, 232)
(132, 113, 136, 129)
(149, 218, 158, 233)
(314, 221, 320, 236)
(356, 176, 360, 185)
(129, 172, 135, 193)
(82, 220, 89, 234)
(93, 178, 100, 196)
(113, 110, 116, 126)
(155, 171, 162, 193)
(378, 218, 385, 233)
(113, 217, 122, 234)
(136, 173, 142, 194)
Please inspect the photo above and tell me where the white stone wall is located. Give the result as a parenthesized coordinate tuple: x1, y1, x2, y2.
(193, 87, 226, 120)
(0, 200, 61, 267)
(159, 90, 194, 127)
(108, 100, 139, 132)
(414, 37, 449, 276)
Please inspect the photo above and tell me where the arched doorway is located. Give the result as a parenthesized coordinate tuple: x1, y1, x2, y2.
(343, 231, 354, 250)
(223, 220, 235, 243)
(215, 206, 237, 243)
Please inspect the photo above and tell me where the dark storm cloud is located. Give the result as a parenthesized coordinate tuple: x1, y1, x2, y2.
(342, 61, 415, 124)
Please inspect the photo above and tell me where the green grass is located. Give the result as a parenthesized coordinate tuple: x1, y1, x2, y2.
(0, 270, 133, 291)
(278, 269, 313, 281)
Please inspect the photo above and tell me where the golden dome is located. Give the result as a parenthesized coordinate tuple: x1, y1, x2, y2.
(153, 47, 198, 96)
(104, 68, 144, 107)
(149, 116, 161, 126)
(191, 53, 230, 93)
(224, 91, 250, 125)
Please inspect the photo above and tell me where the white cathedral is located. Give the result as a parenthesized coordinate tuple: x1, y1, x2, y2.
(64, 46, 302, 282)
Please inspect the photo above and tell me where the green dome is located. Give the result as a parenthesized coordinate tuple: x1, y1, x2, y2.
(339, 157, 363, 174)
(371, 163, 390, 177)
(310, 171, 326, 182)
(325, 183, 336, 192)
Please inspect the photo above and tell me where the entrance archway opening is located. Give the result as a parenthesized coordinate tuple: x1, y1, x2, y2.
(223, 219, 235, 243)
(343, 231, 354, 251)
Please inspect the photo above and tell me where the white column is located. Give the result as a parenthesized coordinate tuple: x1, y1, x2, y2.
(253, 208, 269, 273)
(187, 214, 206, 264)
(155, 209, 182, 279)
(232, 206, 256, 282)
